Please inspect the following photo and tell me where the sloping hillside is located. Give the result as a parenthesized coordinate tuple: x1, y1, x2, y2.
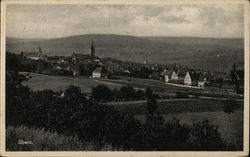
(6, 34, 244, 72)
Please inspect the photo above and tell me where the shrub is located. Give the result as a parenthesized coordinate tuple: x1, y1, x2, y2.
(188, 119, 234, 150)
(223, 99, 237, 121)
(92, 84, 113, 102)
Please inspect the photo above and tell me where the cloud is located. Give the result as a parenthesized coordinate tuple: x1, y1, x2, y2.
(6, 4, 244, 38)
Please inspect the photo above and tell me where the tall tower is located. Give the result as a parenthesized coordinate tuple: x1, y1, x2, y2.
(38, 46, 42, 54)
(89, 40, 95, 61)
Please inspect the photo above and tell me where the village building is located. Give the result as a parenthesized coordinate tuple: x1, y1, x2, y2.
(162, 68, 208, 88)
(71, 53, 91, 64)
(161, 69, 172, 82)
(170, 70, 179, 80)
(70, 41, 96, 64)
(21, 47, 47, 61)
(183, 71, 192, 86)
(92, 67, 106, 78)
(197, 74, 207, 88)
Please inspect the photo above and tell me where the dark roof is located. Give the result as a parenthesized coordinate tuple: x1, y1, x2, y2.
(72, 54, 90, 60)
(177, 69, 187, 78)
(198, 73, 206, 81)
(23, 52, 42, 58)
(161, 69, 172, 76)
(189, 71, 200, 81)
(231, 70, 244, 81)
(93, 67, 103, 73)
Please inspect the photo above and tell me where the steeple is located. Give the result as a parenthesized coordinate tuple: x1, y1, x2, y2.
(38, 46, 42, 53)
(91, 40, 95, 50)
(89, 40, 95, 61)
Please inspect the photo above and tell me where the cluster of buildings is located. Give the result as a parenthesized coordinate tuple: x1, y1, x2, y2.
(161, 69, 208, 88)
(20, 41, 107, 78)
(19, 40, 244, 92)
(21, 47, 48, 61)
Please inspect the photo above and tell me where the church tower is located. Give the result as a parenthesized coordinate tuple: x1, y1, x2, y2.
(89, 40, 95, 61)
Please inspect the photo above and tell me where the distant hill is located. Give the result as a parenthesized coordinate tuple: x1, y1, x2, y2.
(6, 37, 48, 44)
(6, 34, 244, 72)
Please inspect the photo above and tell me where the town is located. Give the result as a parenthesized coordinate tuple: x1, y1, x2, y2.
(7, 40, 244, 97)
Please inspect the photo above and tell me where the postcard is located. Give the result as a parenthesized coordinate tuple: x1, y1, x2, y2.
(0, 0, 249, 156)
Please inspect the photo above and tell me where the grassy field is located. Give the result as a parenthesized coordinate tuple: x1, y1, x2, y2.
(22, 73, 123, 93)
(101, 76, 201, 92)
(135, 111, 243, 150)
(22, 73, 199, 93)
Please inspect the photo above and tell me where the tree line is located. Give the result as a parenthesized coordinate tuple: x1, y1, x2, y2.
(92, 85, 153, 102)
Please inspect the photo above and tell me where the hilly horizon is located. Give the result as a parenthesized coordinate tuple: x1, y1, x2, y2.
(6, 34, 244, 73)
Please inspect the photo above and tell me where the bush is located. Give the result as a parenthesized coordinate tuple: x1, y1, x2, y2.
(92, 84, 113, 102)
(189, 119, 234, 150)
(223, 99, 237, 121)
(6, 126, 121, 151)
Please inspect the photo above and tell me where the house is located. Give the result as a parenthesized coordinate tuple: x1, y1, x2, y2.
(183, 71, 192, 86)
(170, 70, 179, 80)
(161, 69, 172, 82)
(177, 69, 187, 79)
(197, 74, 207, 88)
(183, 70, 207, 87)
(92, 67, 106, 78)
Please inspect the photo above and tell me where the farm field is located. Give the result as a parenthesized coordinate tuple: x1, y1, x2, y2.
(135, 111, 243, 150)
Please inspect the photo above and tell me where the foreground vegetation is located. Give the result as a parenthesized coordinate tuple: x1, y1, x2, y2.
(6, 71, 235, 151)
(6, 126, 121, 151)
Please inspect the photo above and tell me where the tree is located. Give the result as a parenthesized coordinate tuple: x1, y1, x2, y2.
(135, 90, 145, 100)
(92, 84, 113, 102)
(223, 99, 236, 122)
(190, 119, 232, 150)
(139, 67, 151, 78)
(145, 88, 158, 114)
(6, 71, 32, 126)
(120, 86, 136, 101)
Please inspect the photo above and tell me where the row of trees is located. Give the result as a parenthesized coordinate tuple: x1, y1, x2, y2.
(6, 71, 234, 150)
(92, 85, 151, 102)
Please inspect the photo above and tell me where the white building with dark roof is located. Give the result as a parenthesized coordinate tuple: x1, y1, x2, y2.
(92, 67, 104, 78)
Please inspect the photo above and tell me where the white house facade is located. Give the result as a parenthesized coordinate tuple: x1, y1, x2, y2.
(184, 71, 192, 86)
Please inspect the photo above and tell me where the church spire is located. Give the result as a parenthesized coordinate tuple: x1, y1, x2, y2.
(91, 40, 94, 50)
(89, 40, 95, 61)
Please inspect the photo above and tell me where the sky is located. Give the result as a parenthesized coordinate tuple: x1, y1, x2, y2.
(6, 4, 244, 39)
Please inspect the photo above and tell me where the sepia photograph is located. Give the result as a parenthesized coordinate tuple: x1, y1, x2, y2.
(0, 0, 249, 156)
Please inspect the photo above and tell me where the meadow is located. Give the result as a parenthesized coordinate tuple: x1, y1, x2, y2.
(21, 72, 122, 93)
(22, 73, 200, 93)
